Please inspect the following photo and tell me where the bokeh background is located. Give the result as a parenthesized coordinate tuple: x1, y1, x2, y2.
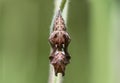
(0, 0, 120, 83)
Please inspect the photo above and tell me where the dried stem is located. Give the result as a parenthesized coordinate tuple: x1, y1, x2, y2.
(60, 0, 67, 12)
(48, 0, 69, 83)
(56, 73, 63, 83)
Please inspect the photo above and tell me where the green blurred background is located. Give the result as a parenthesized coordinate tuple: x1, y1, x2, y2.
(0, 0, 120, 83)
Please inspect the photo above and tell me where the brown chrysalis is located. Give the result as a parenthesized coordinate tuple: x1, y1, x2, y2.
(49, 10, 71, 76)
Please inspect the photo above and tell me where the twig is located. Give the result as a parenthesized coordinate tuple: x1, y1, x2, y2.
(56, 73, 63, 83)
(48, 0, 69, 83)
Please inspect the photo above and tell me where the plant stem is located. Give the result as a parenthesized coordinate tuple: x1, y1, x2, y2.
(56, 73, 63, 83)
(60, 0, 66, 12)
(48, 0, 69, 83)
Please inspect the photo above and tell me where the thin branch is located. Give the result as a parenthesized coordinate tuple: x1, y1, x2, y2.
(60, 0, 67, 12)
(56, 73, 63, 83)
(48, 0, 69, 83)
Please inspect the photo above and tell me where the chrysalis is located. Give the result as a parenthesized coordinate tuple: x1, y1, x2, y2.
(49, 10, 71, 76)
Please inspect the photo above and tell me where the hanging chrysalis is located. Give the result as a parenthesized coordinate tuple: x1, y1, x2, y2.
(49, 10, 71, 76)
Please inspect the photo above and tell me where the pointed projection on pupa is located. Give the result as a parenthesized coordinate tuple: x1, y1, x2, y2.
(53, 10, 66, 31)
